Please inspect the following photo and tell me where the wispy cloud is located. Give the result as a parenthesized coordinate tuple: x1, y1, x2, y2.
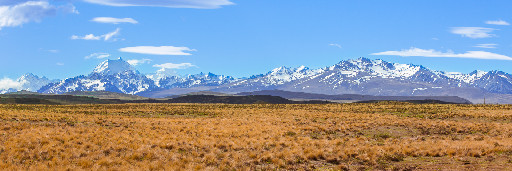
(329, 43, 342, 48)
(85, 52, 111, 59)
(56, 62, 64, 66)
(0, 1, 77, 30)
(39, 48, 59, 53)
(71, 28, 121, 41)
(153, 63, 196, 71)
(91, 17, 138, 24)
(71, 34, 100, 40)
(119, 46, 196, 55)
(485, 20, 510, 26)
(0, 78, 21, 90)
(474, 44, 498, 49)
(371, 47, 512, 60)
(127, 58, 151, 66)
(82, 0, 234, 9)
(450, 27, 496, 38)
(103, 28, 120, 41)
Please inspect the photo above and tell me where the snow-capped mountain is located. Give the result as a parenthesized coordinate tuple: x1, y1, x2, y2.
(92, 58, 137, 75)
(215, 65, 324, 92)
(444, 70, 487, 84)
(39, 58, 157, 95)
(215, 58, 454, 94)
(19, 73, 58, 92)
(146, 68, 180, 87)
(157, 72, 236, 89)
(0, 73, 56, 94)
(212, 58, 512, 102)
(472, 70, 512, 94)
(4, 57, 512, 103)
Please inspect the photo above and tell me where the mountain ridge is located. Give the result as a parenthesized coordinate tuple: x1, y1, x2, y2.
(2, 57, 512, 103)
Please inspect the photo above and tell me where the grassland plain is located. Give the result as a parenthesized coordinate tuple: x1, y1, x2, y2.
(1, 103, 512, 170)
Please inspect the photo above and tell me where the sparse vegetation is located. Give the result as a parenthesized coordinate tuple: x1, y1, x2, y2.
(1, 102, 512, 170)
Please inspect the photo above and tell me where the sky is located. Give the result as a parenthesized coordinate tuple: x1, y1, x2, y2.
(1, 0, 512, 80)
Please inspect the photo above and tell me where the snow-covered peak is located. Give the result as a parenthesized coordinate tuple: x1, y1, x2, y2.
(268, 66, 292, 75)
(331, 58, 420, 78)
(470, 70, 488, 78)
(267, 65, 314, 75)
(345, 57, 372, 68)
(295, 65, 309, 72)
(0, 73, 57, 93)
(92, 58, 136, 75)
(148, 68, 180, 83)
(349, 57, 372, 63)
(248, 65, 323, 85)
(445, 70, 488, 83)
(17, 73, 38, 82)
(482, 70, 512, 82)
(188, 72, 231, 79)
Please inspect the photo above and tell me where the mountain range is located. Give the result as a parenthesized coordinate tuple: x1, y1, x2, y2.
(3, 57, 512, 103)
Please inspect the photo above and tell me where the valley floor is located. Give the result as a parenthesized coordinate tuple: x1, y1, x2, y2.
(1, 103, 512, 170)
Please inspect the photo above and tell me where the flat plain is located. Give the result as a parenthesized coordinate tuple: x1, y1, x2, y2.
(1, 102, 512, 170)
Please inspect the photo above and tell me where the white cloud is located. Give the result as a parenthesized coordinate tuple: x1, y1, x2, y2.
(0, 78, 21, 90)
(450, 27, 496, 38)
(85, 52, 111, 59)
(153, 63, 196, 71)
(119, 46, 196, 55)
(0, 1, 54, 30)
(127, 58, 151, 66)
(329, 43, 342, 48)
(0, 1, 78, 30)
(371, 47, 512, 60)
(71, 28, 121, 41)
(82, 0, 234, 9)
(485, 20, 510, 26)
(474, 44, 498, 49)
(56, 62, 64, 66)
(91, 17, 138, 24)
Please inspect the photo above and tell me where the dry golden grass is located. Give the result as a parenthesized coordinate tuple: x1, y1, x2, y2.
(1, 102, 512, 170)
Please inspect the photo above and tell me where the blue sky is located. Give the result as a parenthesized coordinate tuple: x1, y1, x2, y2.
(1, 0, 512, 80)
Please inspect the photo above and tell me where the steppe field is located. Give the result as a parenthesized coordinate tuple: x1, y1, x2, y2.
(1, 103, 512, 170)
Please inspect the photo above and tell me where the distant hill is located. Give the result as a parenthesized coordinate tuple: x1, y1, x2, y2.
(0, 97, 59, 105)
(356, 100, 462, 104)
(0, 93, 329, 105)
(237, 90, 472, 104)
(64, 91, 148, 100)
(0, 94, 121, 105)
(6, 90, 42, 95)
(182, 91, 236, 96)
(165, 95, 330, 104)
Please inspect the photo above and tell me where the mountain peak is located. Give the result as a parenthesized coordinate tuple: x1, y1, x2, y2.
(18, 73, 38, 81)
(350, 57, 372, 63)
(92, 58, 136, 75)
(295, 65, 309, 72)
(269, 66, 291, 74)
(468, 70, 488, 79)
